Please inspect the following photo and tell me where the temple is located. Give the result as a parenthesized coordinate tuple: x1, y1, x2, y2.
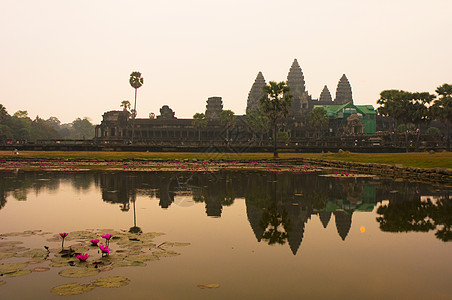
(95, 58, 376, 143)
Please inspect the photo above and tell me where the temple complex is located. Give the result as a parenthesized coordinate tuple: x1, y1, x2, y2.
(95, 58, 376, 143)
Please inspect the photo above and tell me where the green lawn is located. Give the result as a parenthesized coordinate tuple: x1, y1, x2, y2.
(0, 151, 451, 169)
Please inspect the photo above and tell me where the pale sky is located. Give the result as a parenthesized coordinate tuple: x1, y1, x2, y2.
(1, 0, 451, 124)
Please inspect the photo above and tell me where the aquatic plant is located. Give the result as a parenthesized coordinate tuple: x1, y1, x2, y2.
(99, 244, 110, 256)
(59, 232, 68, 249)
(76, 253, 89, 262)
(90, 239, 99, 246)
(100, 234, 113, 246)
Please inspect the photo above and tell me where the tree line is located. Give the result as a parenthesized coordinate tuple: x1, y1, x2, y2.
(0, 104, 96, 141)
(377, 83, 452, 150)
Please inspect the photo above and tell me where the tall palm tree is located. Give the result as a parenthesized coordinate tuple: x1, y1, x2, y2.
(129, 72, 144, 143)
(260, 81, 292, 158)
(120, 100, 131, 112)
(433, 83, 452, 150)
(192, 113, 207, 141)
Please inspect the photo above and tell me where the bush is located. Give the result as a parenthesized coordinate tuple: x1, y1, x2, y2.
(427, 127, 440, 137)
(277, 131, 290, 143)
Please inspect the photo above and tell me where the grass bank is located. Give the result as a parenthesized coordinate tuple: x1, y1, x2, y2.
(0, 151, 451, 169)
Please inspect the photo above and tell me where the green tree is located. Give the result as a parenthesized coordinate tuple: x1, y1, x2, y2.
(408, 92, 435, 150)
(30, 116, 60, 140)
(308, 107, 329, 137)
(260, 81, 292, 158)
(129, 72, 144, 142)
(0, 104, 10, 123)
(245, 109, 270, 145)
(277, 131, 290, 143)
(192, 113, 207, 141)
(426, 126, 440, 137)
(432, 83, 452, 150)
(377, 90, 412, 132)
(219, 109, 236, 140)
(13, 110, 29, 119)
(71, 118, 95, 139)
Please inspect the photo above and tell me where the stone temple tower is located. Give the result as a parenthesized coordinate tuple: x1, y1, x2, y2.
(287, 59, 310, 115)
(246, 72, 266, 114)
(205, 97, 223, 121)
(335, 74, 353, 105)
(319, 85, 332, 103)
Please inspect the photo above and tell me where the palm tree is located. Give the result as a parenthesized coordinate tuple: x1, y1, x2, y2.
(192, 113, 207, 141)
(129, 72, 144, 143)
(120, 100, 131, 112)
(260, 81, 292, 158)
(432, 83, 452, 151)
(220, 110, 236, 141)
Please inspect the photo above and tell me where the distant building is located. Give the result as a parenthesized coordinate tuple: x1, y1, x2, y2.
(313, 102, 377, 135)
(95, 58, 376, 142)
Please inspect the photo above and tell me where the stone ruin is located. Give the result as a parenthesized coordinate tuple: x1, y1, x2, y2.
(205, 97, 223, 121)
(157, 105, 176, 119)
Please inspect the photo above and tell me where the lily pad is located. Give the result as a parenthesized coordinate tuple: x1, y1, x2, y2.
(152, 250, 180, 257)
(0, 241, 23, 247)
(0, 263, 28, 273)
(51, 282, 95, 296)
(59, 267, 100, 278)
(0, 252, 14, 260)
(50, 256, 77, 267)
(91, 276, 130, 288)
(26, 259, 44, 265)
(99, 266, 113, 272)
(197, 283, 220, 289)
(32, 267, 50, 272)
(0, 246, 29, 253)
(3, 269, 32, 277)
(23, 230, 42, 235)
(125, 254, 159, 262)
(112, 260, 145, 267)
(163, 242, 191, 247)
(16, 248, 49, 259)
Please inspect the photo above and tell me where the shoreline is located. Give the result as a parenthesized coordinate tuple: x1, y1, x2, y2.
(1, 152, 451, 186)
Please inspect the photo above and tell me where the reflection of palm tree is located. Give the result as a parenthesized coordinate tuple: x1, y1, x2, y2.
(259, 203, 291, 245)
(129, 197, 142, 233)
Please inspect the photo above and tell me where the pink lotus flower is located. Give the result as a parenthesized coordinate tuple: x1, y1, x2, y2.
(90, 239, 99, 246)
(59, 232, 69, 249)
(100, 234, 113, 240)
(99, 244, 110, 255)
(101, 234, 113, 246)
(76, 253, 89, 262)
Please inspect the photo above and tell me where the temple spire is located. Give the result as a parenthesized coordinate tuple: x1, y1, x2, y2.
(246, 72, 266, 114)
(335, 74, 353, 105)
(319, 85, 332, 103)
(287, 58, 309, 114)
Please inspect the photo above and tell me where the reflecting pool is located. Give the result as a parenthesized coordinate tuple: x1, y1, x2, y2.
(0, 171, 451, 299)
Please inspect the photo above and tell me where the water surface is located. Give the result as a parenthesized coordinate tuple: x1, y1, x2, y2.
(0, 171, 451, 299)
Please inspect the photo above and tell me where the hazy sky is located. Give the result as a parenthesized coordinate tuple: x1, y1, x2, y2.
(1, 0, 451, 124)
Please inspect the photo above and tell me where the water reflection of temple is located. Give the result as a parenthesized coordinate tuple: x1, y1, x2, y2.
(1, 170, 450, 250)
